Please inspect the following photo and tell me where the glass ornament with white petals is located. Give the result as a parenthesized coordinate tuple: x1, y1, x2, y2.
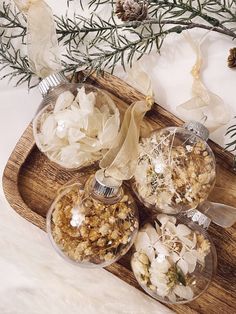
(46, 169, 139, 267)
(33, 73, 120, 170)
(131, 214, 217, 304)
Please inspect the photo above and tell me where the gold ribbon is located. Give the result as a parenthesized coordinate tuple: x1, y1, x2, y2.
(14, 0, 61, 78)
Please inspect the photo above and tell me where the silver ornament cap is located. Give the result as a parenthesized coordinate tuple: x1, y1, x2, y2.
(184, 120, 209, 141)
(92, 170, 122, 198)
(186, 209, 211, 229)
(38, 72, 68, 97)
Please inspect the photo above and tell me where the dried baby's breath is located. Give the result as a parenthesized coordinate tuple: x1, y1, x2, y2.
(51, 185, 138, 264)
(134, 128, 215, 214)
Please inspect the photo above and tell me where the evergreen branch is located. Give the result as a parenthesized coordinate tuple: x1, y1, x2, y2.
(65, 22, 225, 75)
(55, 15, 236, 39)
(0, 39, 37, 88)
(1, 0, 236, 87)
(0, 2, 27, 40)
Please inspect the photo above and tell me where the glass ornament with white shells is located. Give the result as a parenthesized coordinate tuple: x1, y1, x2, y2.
(33, 73, 120, 170)
(46, 169, 139, 268)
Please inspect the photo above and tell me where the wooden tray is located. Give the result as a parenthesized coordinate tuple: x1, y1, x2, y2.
(3, 72, 236, 314)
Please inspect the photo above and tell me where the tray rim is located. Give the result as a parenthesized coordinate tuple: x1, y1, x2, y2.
(2, 123, 46, 230)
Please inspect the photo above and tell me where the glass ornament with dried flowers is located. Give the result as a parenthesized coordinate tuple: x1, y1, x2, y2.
(132, 121, 216, 215)
(131, 213, 217, 304)
(47, 169, 139, 268)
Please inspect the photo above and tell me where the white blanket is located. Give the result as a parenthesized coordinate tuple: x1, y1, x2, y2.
(0, 197, 173, 314)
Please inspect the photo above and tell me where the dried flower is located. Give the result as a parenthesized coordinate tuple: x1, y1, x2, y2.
(116, 0, 148, 22)
(50, 184, 138, 265)
(228, 47, 236, 68)
(133, 128, 215, 214)
(131, 214, 211, 302)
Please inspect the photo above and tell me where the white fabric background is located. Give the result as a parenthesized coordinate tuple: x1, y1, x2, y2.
(0, 0, 235, 313)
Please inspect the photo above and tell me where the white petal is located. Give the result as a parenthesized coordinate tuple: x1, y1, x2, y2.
(180, 245, 186, 256)
(70, 106, 87, 127)
(68, 128, 85, 144)
(150, 270, 168, 287)
(169, 216, 177, 224)
(174, 285, 194, 300)
(156, 284, 170, 297)
(76, 86, 96, 113)
(134, 231, 155, 261)
(151, 257, 170, 273)
(41, 138, 65, 152)
(155, 253, 167, 263)
(167, 290, 177, 303)
(135, 231, 150, 251)
(182, 252, 197, 273)
(74, 151, 92, 167)
(177, 258, 189, 275)
(54, 110, 76, 126)
(70, 101, 80, 110)
(131, 258, 147, 276)
(156, 214, 170, 226)
(188, 262, 197, 274)
(145, 247, 156, 262)
(59, 143, 80, 163)
(56, 120, 67, 139)
(153, 241, 169, 256)
(80, 137, 101, 152)
(86, 112, 103, 137)
(54, 91, 75, 113)
(165, 221, 177, 235)
(176, 224, 191, 237)
(192, 232, 197, 248)
(179, 236, 195, 248)
(41, 114, 56, 143)
(171, 252, 180, 263)
(183, 251, 198, 265)
(143, 223, 159, 244)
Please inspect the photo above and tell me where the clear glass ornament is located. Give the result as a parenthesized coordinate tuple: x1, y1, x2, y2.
(33, 73, 120, 170)
(46, 170, 139, 268)
(131, 213, 217, 304)
(131, 122, 216, 214)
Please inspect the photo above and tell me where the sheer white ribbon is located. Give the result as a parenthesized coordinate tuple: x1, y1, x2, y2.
(14, 0, 61, 78)
(177, 32, 231, 132)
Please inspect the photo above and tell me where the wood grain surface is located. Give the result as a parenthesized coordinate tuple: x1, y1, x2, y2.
(2, 72, 236, 314)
